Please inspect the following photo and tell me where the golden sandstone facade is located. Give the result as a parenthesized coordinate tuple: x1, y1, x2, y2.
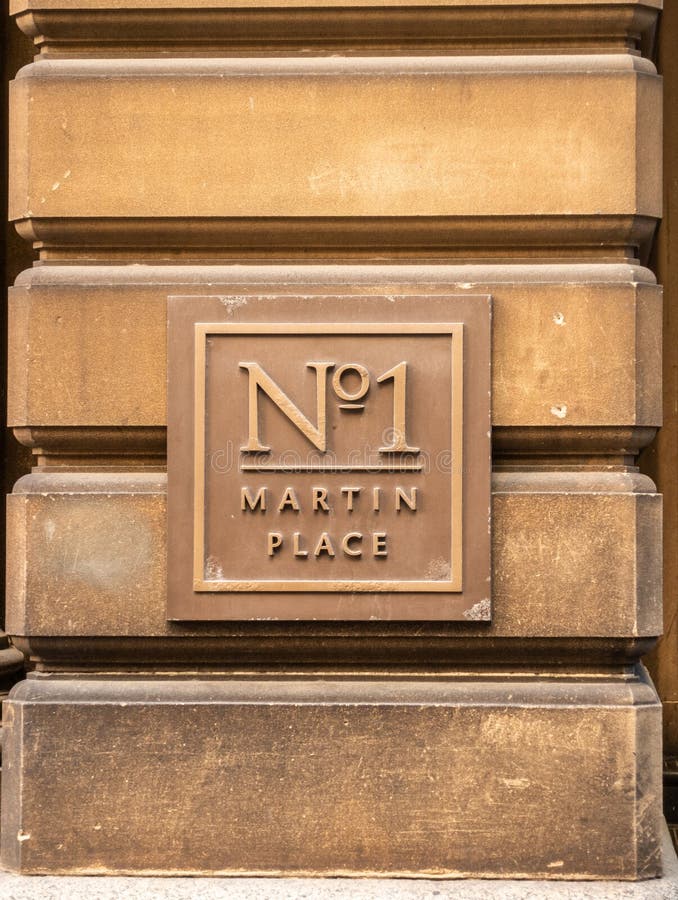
(0, 0, 673, 887)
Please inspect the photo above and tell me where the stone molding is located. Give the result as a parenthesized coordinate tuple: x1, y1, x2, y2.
(10, 1, 661, 59)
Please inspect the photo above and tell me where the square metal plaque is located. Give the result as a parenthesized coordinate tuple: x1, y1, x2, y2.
(167, 292, 491, 620)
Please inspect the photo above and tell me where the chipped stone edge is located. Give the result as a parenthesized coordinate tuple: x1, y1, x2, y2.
(463, 597, 491, 620)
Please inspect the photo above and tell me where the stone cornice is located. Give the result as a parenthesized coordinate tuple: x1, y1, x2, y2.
(11, 1, 661, 58)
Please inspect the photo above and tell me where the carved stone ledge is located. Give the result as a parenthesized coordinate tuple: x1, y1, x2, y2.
(13, 261, 659, 286)
(12, 636, 658, 672)
(13, 427, 167, 463)
(492, 469, 657, 493)
(14, 215, 659, 265)
(0, 635, 24, 795)
(492, 426, 659, 460)
(11, 426, 659, 465)
(11, 1, 660, 59)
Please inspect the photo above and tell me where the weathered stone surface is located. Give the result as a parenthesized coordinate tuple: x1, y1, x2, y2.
(9, 56, 660, 255)
(641, 1, 678, 758)
(0, 634, 25, 804)
(0, 674, 663, 878)
(10, 0, 662, 60)
(4, 471, 662, 667)
(2, 845, 678, 900)
(3, 0, 666, 885)
(7, 265, 662, 432)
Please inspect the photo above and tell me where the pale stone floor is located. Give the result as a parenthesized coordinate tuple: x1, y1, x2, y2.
(0, 826, 676, 900)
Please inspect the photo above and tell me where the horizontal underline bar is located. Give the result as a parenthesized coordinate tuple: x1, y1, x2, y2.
(239, 464, 424, 473)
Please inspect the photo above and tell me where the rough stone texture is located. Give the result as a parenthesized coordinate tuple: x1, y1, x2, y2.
(0, 636, 26, 812)
(7, 266, 662, 430)
(1, 834, 677, 900)
(9, 56, 660, 256)
(4, 472, 662, 668)
(0, 675, 663, 878)
(642, 1, 678, 758)
(3, 0, 665, 885)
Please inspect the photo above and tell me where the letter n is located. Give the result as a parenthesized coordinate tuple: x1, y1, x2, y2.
(240, 362, 333, 452)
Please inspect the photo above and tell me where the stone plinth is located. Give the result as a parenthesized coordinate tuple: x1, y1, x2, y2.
(0, 674, 663, 878)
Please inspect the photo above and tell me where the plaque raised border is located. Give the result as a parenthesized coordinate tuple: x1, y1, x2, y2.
(192, 322, 463, 593)
(167, 291, 491, 621)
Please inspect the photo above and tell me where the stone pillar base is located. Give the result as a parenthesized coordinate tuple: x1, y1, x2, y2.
(0, 672, 663, 879)
(1, 826, 678, 900)
(0, 633, 25, 799)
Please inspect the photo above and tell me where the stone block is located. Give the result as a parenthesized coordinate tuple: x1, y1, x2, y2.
(4, 471, 662, 667)
(9, 57, 660, 255)
(0, 674, 663, 877)
(7, 264, 661, 433)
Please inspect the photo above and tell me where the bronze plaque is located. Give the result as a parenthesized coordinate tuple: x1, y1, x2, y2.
(167, 292, 491, 620)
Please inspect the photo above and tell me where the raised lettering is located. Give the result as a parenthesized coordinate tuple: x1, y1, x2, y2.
(314, 533, 336, 557)
(241, 486, 266, 512)
(278, 487, 301, 512)
(312, 487, 330, 512)
(332, 364, 370, 403)
(267, 532, 283, 555)
(240, 361, 333, 452)
(341, 487, 361, 511)
(395, 487, 417, 511)
(342, 532, 363, 557)
(293, 532, 308, 558)
(378, 362, 420, 453)
(373, 532, 388, 557)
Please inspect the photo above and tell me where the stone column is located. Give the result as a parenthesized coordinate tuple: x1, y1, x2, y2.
(0, 0, 666, 881)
